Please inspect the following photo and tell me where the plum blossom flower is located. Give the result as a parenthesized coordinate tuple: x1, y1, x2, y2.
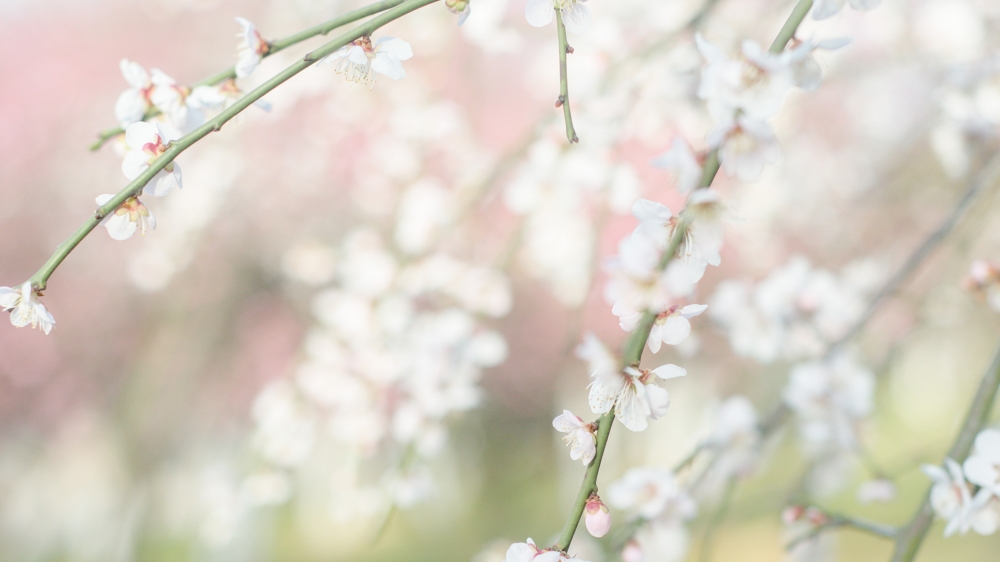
(188, 79, 272, 115)
(321, 36, 413, 88)
(445, 0, 471, 25)
(121, 122, 183, 197)
(589, 364, 686, 432)
(235, 17, 269, 78)
(525, 0, 590, 34)
(652, 138, 703, 194)
(584, 495, 611, 537)
(504, 538, 583, 562)
(785, 37, 850, 91)
(0, 283, 55, 334)
(553, 410, 597, 465)
(706, 115, 779, 182)
(783, 355, 874, 453)
(95, 194, 156, 240)
(613, 302, 707, 353)
(922, 458, 988, 536)
(115, 59, 154, 127)
(603, 234, 673, 313)
(149, 69, 202, 133)
(812, 0, 880, 20)
(632, 198, 720, 268)
(963, 429, 1000, 496)
(607, 467, 696, 521)
(696, 35, 795, 121)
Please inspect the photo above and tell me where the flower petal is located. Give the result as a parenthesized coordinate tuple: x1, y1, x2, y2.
(651, 364, 687, 380)
(659, 316, 691, 345)
(525, 0, 554, 27)
(124, 121, 159, 149)
(561, 3, 591, 34)
(104, 213, 137, 241)
(372, 54, 406, 80)
(374, 37, 413, 60)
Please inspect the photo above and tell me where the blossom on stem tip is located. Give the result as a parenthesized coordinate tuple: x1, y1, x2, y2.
(321, 36, 413, 88)
(584, 495, 611, 537)
(121, 122, 182, 197)
(95, 194, 156, 240)
(235, 17, 269, 78)
(0, 283, 55, 334)
(552, 410, 597, 465)
(588, 363, 686, 432)
(525, 0, 590, 34)
(706, 115, 779, 182)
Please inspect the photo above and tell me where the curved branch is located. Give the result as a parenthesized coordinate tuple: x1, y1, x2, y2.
(787, 510, 897, 551)
(89, 0, 408, 150)
(890, 342, 1000, 562)
(28, 0, 441, 292)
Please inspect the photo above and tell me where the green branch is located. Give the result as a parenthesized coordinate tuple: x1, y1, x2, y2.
(549, 0, 816, 553)
(88, 0, 408, 150)
(29, 0, 440, 291)
(554, 10, 578, 144)
(787, 510, 897, 551)
(890, 343, 1000, 562)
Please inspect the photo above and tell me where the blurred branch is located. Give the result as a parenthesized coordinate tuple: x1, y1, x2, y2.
(699, 476, 738, 562)
(890, 341, 1000, 562)
(88, 0, 408, 150)
(554, 10, 579, 144)
(28, 0, 441, 292)
(787, 509, 897, 551)
(828, 150, 1000, 354)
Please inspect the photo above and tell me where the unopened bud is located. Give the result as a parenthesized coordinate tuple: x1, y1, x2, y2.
(584, 495, 611, 537)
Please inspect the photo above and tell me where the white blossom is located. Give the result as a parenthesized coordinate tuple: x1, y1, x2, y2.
(114, 59, 153, 127)
(963, 429, 1000, 497)
(234, 17, 269, 78)
(588, 364, 686, 432)
(786, 37, 850, 91)
(149, 69, 203, 133)
(706, 115, 780, 182)
(503, 539, 564, 562)
(922, 458, 989, 537)
(553, 410, 597, 465)
(614, 302, 707, 353)
(783, 355, 874, 454)
(607, 467, 696, 521)
(652, 138, 703, 194)
(321, 36, 413, 88)
(0, 283, 55, 334)
(696, 35, 795, 121)
(525, 0, 590, 34)
(188, 79, 272, 115)
(95, 194, 156, 240)
(121, 122, 183, 197)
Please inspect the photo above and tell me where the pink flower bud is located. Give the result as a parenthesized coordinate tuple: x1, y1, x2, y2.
(621, 539, 643, 562)
(781, 505, 805, 525)
(584, 496, 611, 537)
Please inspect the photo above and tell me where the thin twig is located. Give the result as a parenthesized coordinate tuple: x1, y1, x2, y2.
(787, 511, 897, 551)
(88, 0, 407, 150)
(827, 150, 1000, 355)
(28, 0, 441, 292)
(554, 10, 578, 144)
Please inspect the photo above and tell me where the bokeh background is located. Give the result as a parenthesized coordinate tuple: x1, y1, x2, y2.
(3, 0, 1000, 560)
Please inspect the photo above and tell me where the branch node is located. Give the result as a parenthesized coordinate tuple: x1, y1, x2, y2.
(566, 45, 574, 54)
(555, 96, 565, 108)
